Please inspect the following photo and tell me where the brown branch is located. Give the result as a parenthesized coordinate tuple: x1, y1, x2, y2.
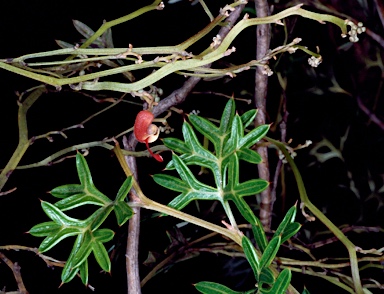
(0, 252, 28, 294)
(123, 135, 142, 294)
(254, 0, 272, 229)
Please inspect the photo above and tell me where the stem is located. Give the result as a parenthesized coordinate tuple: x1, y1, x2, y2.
(0, 86, 46, 192)
(266, 136, 364, 294)
(254, 0, 272, 229)
(123, 136, 142, 294)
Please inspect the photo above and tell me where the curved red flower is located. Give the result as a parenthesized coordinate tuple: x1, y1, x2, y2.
(134, 110, 163, 162)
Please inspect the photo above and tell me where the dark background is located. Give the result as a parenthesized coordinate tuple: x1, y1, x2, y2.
(1, 1, 383, 293)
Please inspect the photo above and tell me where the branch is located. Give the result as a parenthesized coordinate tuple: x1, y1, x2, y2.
(254, 0, 272, 229)
(123, 135, 142, 294)
(0, 252, 28, 294)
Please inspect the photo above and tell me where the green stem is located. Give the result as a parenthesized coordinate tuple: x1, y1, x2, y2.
(0, 5, 350, 92)
(0, 86, 46, 192)
(265, 136, 364, 294)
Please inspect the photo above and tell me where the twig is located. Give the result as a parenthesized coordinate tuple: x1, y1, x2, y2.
(254, 0, 272, 229)
(123, 135, 142, 294)
(357, 96, 384, 130)
(0, 252, 28, 294)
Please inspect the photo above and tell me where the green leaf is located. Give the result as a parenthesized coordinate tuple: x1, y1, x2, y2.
(239, 124, 270, 149)
(165, 154, 221, 210)
(152, 174, 190, 192)
(88, 205, 114, 231)
(41, 201, 83, 227)
(195, 281, 243, 294)
(115, 176, 133, 202)
(263, 269, 291, 294)
(240, 109, 257, 129)
(251, 219, 268, 253)
(39, 227, 80, 253)
(237, 148, 262, 164)
(223, 115, 243, 156)
(234, 179, 269, 197)
(92, 241, 111, 272)
(219, 99, 235, 135)
(71, 230, 93, 269)
(302, 288, 311, 294)
(259, 267, 275, 285)
(113, 201, 134, 226)
(242, 236, 259, 278)
(230, 196, 257, 224)
(75, 153, 111, 203)
(281, 222, 301, 243)
(29, 222, 61, 237)
(62, 234, 84, 283)
(273, 205, 297, 240)
(162, 137, 191, 154)
(50, 184, 83, 198)
(54, 193, 106, 211)
(93, 228, 115, 243)
(189, 114, 221, 150)
(259, 236, 281, 270)
(79, 259, 89, 285)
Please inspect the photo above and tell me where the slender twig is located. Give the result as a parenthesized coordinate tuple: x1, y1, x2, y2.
(0, 252, 28, 294)
(357, 96, 384, 130)
(254, 0, 272, 229)
(123, 135, 142, 294)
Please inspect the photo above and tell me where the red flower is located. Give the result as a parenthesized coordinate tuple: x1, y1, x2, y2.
(134, 110, 163, 162)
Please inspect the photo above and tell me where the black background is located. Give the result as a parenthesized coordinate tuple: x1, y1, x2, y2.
(1, 1, 383, 293)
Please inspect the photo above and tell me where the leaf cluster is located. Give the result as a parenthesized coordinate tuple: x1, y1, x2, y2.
(29, 153, 134, 285)
(153, 99, 270, 225)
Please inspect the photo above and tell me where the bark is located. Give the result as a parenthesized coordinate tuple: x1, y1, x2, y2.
(254, 0, 272, 229)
